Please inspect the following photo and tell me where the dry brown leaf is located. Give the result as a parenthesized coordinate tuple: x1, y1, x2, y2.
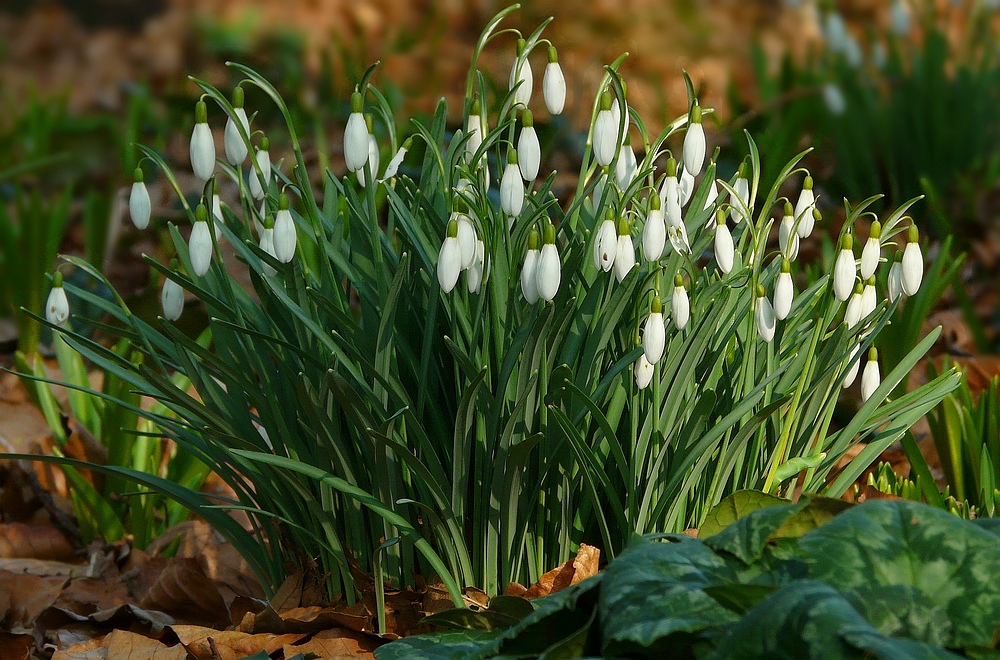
(0, 558, 88, 577)
(954, 355, 1000, 394)
(503, 582, 527, 598)
(0, 632, 34, 660)
(0, 570, 67, 627)
(0, 523, 76, 561)
(269, 571, 304, 614)
(284, 628, 381, 658)
(53, 576, 134, 616)
(55, 630, 186, 660)
(51, 636, 105, 660)
(170, 625, 305, 660)
(139, 558, 229, 627)
(523, 544, 600, 599)
(570, 544, 600, 585)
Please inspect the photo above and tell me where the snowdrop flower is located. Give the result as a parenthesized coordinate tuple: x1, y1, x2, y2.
(714, 210, 735, 274)
(161, 260, 184, 322)
(778, 201, 800, 261)
(543, 46, 566, 115)
(610, 90, 629, 144)
(824, 10, 848, 53)
(845, 283, 864, 328)
(666, 218, 690, 256)
(860, 220, 881, 279)
(833, 234, 856, 302)
(467, 239, 486, 294)
(823, 83, 846, 116)
(509, 38, 533, 108)
(861, 276, 877, 320)
(643, 296, 666, 364)
(129, 167, 151, 230)
(843, 346, 860, 388)
(536, 223, 561, 302)
(224, 86, 251, 166)
(190, 100, 216, 183)
(774, 259, 794, 320)
(258, 216, 277, 276)
(500, 149, 525, 218)
(189, 204, 213, 277)
(356, 116, 380, 187)
(901, 223, 923, 295)
(755, 285, 776, 343)
(634, 353, 654, 390)
(890, 0, 910, 37)
(45, 272, 69, 326)
(861, 348, 881, 402)
(437, 218, 462, 293)
(212, 182, 224, 240)
(642, 194, 666, 262)
(671, 274, 690, 330)
(682, 101, 706, 176)
(659, 157, 680, 209)
(615, 134, 637, 189)
(843, 34, 863, 68)
(345, 90, 369, 172)
(593, 91, 617, 167)
(729, 161, 750, 224)
(249, 137, 271, 201)
(794, 175, 815, 237)
(464, 99, 485, 164)
(521, 228, 540, 304)
(518, 109, 540, 182)
(887, 251, 904, 302)
(678, 167, 694, 208)
(273, 193, 297, 263)
(593, 209, 618, 272)
(614, 217, 636, 283)
(456, 211, 478, 269)
(382, 136, 412, 180)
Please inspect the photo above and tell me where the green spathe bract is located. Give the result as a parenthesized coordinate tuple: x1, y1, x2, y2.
(21, 7, 958, 609)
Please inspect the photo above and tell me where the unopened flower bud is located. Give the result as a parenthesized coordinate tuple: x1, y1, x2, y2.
(129, 167, 151, 230)
(536, 223, 561, 302)
(273, 193, 297, 263)
(730, 161, 750, 224)
(642, 194, 666, 262)
(543, 46, 566, 115)
(190, 100, 216, 182)
(682, 102, 706, 176)
(614, 217, 636, 283)
(901, 223, 923, 295)
(521, 228, 540, 304)
(593, 91, 617, 167)
(518, 109, 540, 182)
(467, 239, 486, 293)
(774, 259, 794, 320)
(500, 149, 525, 217)
(672, 274, 690, 330)
(755, 284, 776, 343)
(46, 272, 69, 326)
(714, 210, 734, 274)
(634, 353, 654, 389)
(437, 219, 462, 293)
(594, 209, 618, 272)
(779, 201, 800, 261)
(860, 276, 877, 320)
(189, 204, 213, 276)
(794, 175, 815, 237)
(249, 136, 271, 200)
(643, 296, 666, 364)
(357, 117, 380, 187)
(887, 251, 904, 302)
(861, 347, 881, 401)
(224, 86, 250, 166)
(345, 90, 369, 172)
(509, 38, 533, 108)
(833, 234, 856, 302)
(161, 259, 184, 321)
(456, 211, 477, 269)
(860, 220, 881, 279)
(615, 134, 637, 189)
(845, 282, 864, 328)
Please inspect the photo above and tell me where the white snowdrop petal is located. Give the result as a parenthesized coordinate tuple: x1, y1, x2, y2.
(456, 215, 478, 270)
(383, 145, 408, 180)
(672, 286, 690, 330)
(161, 277, 184, 321)
(861, 358, 881, 402)
(614, 234, 636, 282)
(249, 149, 271, 200)
(774, 272, 794, 320)
(273, 209, 297, 263)
(794, 188, 815, 237)
(861, 283, 877, 320)
(345, 113, 369, 172)
(845, 292, 863, 328)
(46, 287, 69, 326)
(833, 249, 856, 301)
(536, 244, 561, 301)
(860, 237, 880, 279)
(543, 62, 566, 115)
(678, 168, 694, 208)
(518, 127, 540, 182)
(902, 242, 923, 295)
(888, 262, 904, 302)
(615, 145, 637, 189)
(643, 312, 666, 365)
(190, 123, 216, 182)
(594, 220, 618, 272)
(521, 249, 539, 304)
(843, 347, 860, 388)
(500, 163, 525, 217)
(224, 108, 250, 166)
(730, 177, 749, 224)
(129, 182, 151, 230)
(593, 110, 617, 167)
(642, 210, 666, 262)
(714, 223, 734, 274)
(189, 221, 213, 276)
(755, 296, 776, 343)
(634, 354, 654, 389)
(682, 123, 706, 177)
(437, 237, 462, 292)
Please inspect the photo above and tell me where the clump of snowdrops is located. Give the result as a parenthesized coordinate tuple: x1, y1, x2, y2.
(33, 5, 959, 610)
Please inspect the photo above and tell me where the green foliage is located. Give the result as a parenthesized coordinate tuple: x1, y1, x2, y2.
(378, 496, 1000, 658)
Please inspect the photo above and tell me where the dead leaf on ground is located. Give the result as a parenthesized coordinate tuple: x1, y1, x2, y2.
(0, 632, 34, 660)
(169, 625, 306, 660)
(284, 628, 381, 658)
(54, 630, 187, 660)
(140, 558, 230, 628)
(0, 570, 67, 628)
(0, 523, 76, 561)
(523, 544, 600, 599)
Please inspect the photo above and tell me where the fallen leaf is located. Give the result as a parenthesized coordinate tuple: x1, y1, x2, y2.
(269, 571, 303, 614)
(170, 625, 305, 660)
(53, 576, 133, 615)
(0, 523, 76, 561)
(503, 582, 527, 598)
(0, 558, 88, 577)
(523, 544, 600, 599)
(284, 628, 381, 658)
(0, 570, 67, 627)
(0, 632, 34, 660)
(140, 558, 229, 627)
(55, 630, 187, 660)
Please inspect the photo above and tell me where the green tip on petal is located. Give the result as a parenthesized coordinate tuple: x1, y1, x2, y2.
(781, 259, 791, 273)
(813, 207, 822, 223)
(279, 193, 290, 210)
(617, 217, 630, 236)
(868, 347, 878, 361)
(894, 250, 903, 262)
(350, 91, 363, 113)
(650, 193, 661, 211)
(716, 209, 727, 226)
(402, 136, 413, 150)
(691, 102, 702, 124)
(195, 204, 208, 223)
(169, 258, 179, 270)
(666, 156, 677, 177)
(516, 38, 527, 56)
(870, 220, 882, 239)
(52, 271, 63, 288)
(600, 91, 612, 111)
(908, 222, 919, 242)
(470, 98, 481, 115)
(651, 295, 662, 314)
(783, 201, 793, 216)
(841, 233, 853, 250)
(194, 100, 208, 124)
(528, 227, 539, 250)
(133, 166, 144, 183)
(544, 222, 556, 244)
(756, 283, 766, 298)
(213, 180, 219, 194)
(522, 108, 534, 128)
(866, 276, 876, 286)
(507, 148, 518, 165)
(260, 136, 270, 151)
(365, 114, 374, 133)
(854, 282, 864, 295)
(604, 208, 615, 222)
(447, 219, 459, 238)
(548, 45, 558, 63)
(232, 86, 244, 109)
(674, 273, 685, 288)
(737, 161, 747, 178)
(263, 213, 275, 230)
(804, 174, 813, 190)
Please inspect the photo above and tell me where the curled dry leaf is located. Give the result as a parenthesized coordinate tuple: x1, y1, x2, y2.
(284, 628, 382, 657)
(139, 558, 229, 627)
(0, 522, 77, 561)
(523, 544, 600, 599)
(0, 570, 67, 628)
(54, 630, 187, 660)
(169, 625, 306, 660)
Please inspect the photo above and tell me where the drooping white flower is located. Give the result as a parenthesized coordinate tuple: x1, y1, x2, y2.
(901, 223, 923, 295)
(861, 348, 881, 402)
(642, 195, 666, 262)
(778, 201, 800, 261)
(467, 239, 486, 294)
(45, 272, 69, 326)
(259, 221, 277, 277)
(273, 193, 297, 263)
(860, 220, 881, 279)
(593, 91, 617, 167)
(249, 137, 272, 200)
(437, 219, 462, 293)
(464, 99, 485, 164)
(671, 274, 690, 330)
(729, 162, 750, 224)
(521, 228, 540, 304)
(161, 261, 184, 321)
(500, 150, 525, 218)
(845, 283, 864, 328)
(659, 159, 680, 210)
(593, 210, 618, 272)
(509, 38, 533, 108)
(678, 167, 694, 208)
(345, 90, 369, 172)
(643, 296, 666, 364)
(456, 212, 478, 269)
(843, 346, 860, 388)
(543, 46, 566, 115)
(536, 223, 561, 302)
(860, 276, 877, 320)
(212, 183, 224, 240)
(634, 353, 654, 390)
(703, 176, 719, 216)
(224, 86, 251, 166)
(824, 10, 848, 53)
(666, 218, 690, 256)
(615, 135, 637, 189)
(682, 102, 706, 176)
(833, 234, 856, 302)
(755, 285, 776, 343)
(357, 121, 380, 187)
(714, 211, 734, 274)
(614, 217, 636, 283)
(887, 252, 904, 302)
(518, 109, 540, 182)
(890, 0, 911, 37)
(382, 136, 412, 180)
(823, 82, 846, 115)
(190, 100, 216, 183)
(774, 259, 794, 320)
(794, 175, 815, 237)
(129, 167, 151, 230)
(189, 204, 213, 277)
(610, 94, 630, 144)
